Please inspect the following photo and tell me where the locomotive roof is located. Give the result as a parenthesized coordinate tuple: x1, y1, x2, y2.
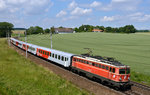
(74, 55, 129, 68)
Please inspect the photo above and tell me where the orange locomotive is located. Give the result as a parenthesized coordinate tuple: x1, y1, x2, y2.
(71, 55, 131, 89)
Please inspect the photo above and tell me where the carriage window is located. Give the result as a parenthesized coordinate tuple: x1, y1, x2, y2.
(76, 59, 78, 61)
(52, 54, 54, 58)
(39, 49, 40, 52)
(119, 69, 125, 74)
(61, 56, 64, 61)
(96, 64, 99, 67)
(47, 52, 49, 56)
(106, 66, 109, 70)
(55, 54, 57, 59)
(126, 68, 130, 74)
(87, 61, 89, 64)
(89, 62, 92, 65)
(45, 52, 47, 55)
(84, 61, 86, 64)
(43, 51, 44, 54)
(74, 58, 76, 61)
(113, 68, 115, 73)
(58, 55, 60, 60)
(66, 58, 68, 61)
(102, 65, 105, 69)
(92, 63, 95, 66)
(110, 67, 112, 72)
(65, 57, 67, 61)
(50, 53, 51, 56)
(99, 64, 101, 68)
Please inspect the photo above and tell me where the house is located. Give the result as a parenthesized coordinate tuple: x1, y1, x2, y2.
(12, 28, 26, 34)
(54, 28, 75, 34)
(92, 29, 103, 32)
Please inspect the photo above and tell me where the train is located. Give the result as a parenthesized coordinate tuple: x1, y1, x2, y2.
(10, 38, 131, 90)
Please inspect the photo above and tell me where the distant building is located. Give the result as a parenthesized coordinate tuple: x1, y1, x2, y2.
(12, 28, 26, 34)
(92, 29, 103, 32)
(54, 28, 75, 34)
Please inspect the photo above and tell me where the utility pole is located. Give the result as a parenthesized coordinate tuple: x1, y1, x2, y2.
(8, 27, 10, 46)
(25, 30, 27, 58)
(50, 30, 52, 49)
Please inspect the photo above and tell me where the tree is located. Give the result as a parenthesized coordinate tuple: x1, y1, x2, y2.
(50, 26, 55, 34)
(0, 22, 14, 37)
(124, 25, 137, 33)
(27, 26, 44, 35)
(105, 27, 113, 33)
(44, 28, 50, 33)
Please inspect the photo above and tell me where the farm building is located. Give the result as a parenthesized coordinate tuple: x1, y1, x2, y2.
(92, 29, 103, 32)
(12, 28, 26, 34)
(54, 28, 75, 34)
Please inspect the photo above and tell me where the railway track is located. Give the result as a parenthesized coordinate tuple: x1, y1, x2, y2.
(10, 42, 150, 95)
(122, 81, 150, 95)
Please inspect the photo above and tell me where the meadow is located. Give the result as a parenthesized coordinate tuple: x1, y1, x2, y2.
(21, 32, 150, 85)
(0, 38, 88, 95)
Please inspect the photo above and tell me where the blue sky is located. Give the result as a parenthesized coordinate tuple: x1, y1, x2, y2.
(0, 0, 150, 29)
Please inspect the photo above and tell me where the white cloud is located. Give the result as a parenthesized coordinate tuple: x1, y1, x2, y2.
(56, 10, 67, 17)
(71, 7, 92, 15)
(68, 1, 77, 9)
(112, 0, 128, 3)
(0, 0, 6, 11)
(90, 1, 101, 7)
(128, 12, 150, 22)
(100, 0, 141, 11)
(0, 0, 53, 14)
(101, 16, 115, 22)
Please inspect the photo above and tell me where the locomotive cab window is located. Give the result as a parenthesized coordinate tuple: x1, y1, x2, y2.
(119, 69, 125, 74)
(126, 68, 130, 74)
(113, 68, 115, 73)
(109, 67, 112, 72)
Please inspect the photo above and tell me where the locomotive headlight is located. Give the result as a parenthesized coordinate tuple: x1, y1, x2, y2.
(128, 77, 130, 80)
(119, 77, 122, 81)
(124, 75, 126, 79)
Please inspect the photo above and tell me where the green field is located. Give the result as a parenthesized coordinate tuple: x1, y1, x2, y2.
(21, 32, 150, 85)
(0, 38, 88, 95)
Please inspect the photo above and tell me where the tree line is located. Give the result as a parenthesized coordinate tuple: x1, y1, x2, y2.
(0, 22, 150, 37)
(74, 25, 138, 33)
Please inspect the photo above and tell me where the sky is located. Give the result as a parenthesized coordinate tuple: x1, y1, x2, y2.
(0, 0, 150, 29)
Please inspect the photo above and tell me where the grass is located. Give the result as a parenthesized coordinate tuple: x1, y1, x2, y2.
(0, 38, 89, 95)
(20, 32, 150, 85)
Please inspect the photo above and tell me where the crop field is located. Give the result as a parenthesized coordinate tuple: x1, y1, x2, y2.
(0, 38, 88, 95)
(20, 32, 150, 85)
